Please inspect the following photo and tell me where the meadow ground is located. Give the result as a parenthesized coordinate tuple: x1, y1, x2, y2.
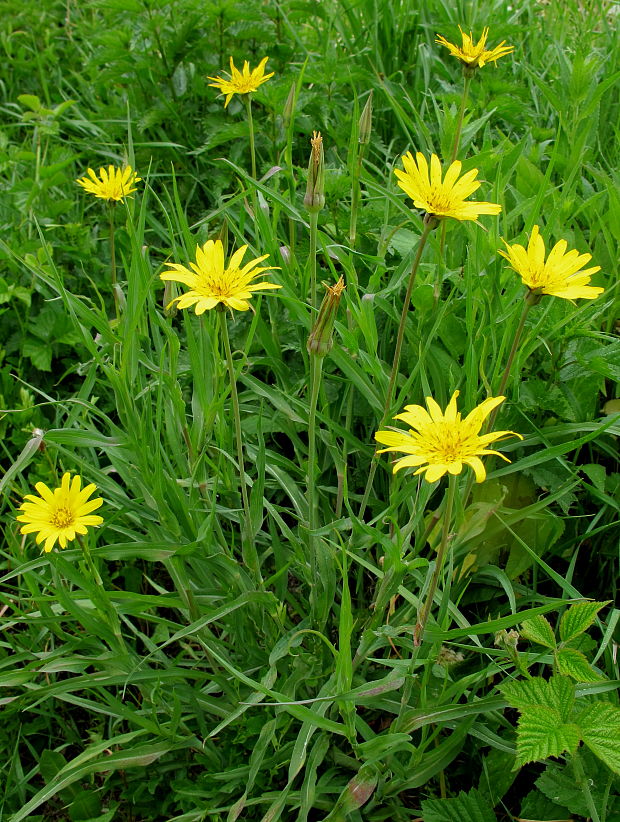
(0, 0, 619, 819)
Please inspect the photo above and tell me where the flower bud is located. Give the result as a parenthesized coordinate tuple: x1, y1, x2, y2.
(303, 131, 325, 213)
(358, 91, 373, 145)
(283, 82, 296, 129)
(307, 276, 345, 357)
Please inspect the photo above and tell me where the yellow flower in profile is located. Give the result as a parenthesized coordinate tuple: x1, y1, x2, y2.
(208, 57, 274, 108)
(499, 225, 603, 301)
(395, 152, 501, 221)
(436, 26, 514, 69)
(375, 391, 521, 483)
(160, 239, 281, 314)
(17, 473, 104, 553)
(76, 165, 141, 202)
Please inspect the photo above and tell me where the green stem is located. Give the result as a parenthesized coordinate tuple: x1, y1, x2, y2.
(218, 309, 261, 584)
(358, 216, 435, 520)
(349, 144, 367, 250)
(462, 294, 532, 508)
(437, 73, 472, 267)
(572, 748, 601, 822)
(414, 474, 457, 646)
(307, 353, 324, 622)
(108, 204, 119, 320)
(450, 73, 472, 164)
(246, 94, 257, 180)
(80, 538, 127, 654)
(309, 211, 319, 310)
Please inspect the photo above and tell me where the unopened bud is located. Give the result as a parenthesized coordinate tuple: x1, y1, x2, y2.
(303, 131, 325, 213)
(358, 91, 373, 145)
(283, 82, 296, 129)
(307, 276, 345, 357)
(163, 279, 178, 318)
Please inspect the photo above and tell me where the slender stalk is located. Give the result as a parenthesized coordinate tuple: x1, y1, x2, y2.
(572, 749, 601, 822)
(307, 353, 324, 622)
(437, 73, 473, 268)
(414, 473, 457, 645)
(462, 294, 533, 507)
(450, 73, 472, 164)
(349, 143, 368, 251)
(358, 216, 436, 520)
(108, 203, 119, 320)
(309, 210, 319, 309)
(80, 537, 126, 654)
(218, 309, 261, 584)
(245, 94, 257, 180)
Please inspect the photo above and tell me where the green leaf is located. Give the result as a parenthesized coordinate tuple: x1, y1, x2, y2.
(515, 707, 581, 766)
(536, 758, 610, 819)
(421, 788, 497, 822)
(578, 702, 620, 774)
(559, 601, 609, 644)
(521, 615, 557, 649)
(501, 676, 574, 720)
(556, 648, 603, 682)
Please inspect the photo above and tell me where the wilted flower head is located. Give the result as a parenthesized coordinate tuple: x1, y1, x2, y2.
(77, 165, 141, 202)
(208, 57, 274, 108)
(375, 391, 521, 483)
(304, 131, 325, 213)
(307, 276, 345, 357)
(17, 472, 104, 553)
(499, 225, 603, 302)
(436, 26, 514, 69)
(160, 239, 281, 314)
(395, 152, 501, 222)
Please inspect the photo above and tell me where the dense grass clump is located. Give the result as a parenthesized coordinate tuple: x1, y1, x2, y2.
(1, 0, 619, 820)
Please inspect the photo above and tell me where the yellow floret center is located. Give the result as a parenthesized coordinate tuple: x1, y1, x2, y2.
(425, 426, 473, 462)
(51, 507, 75, 529)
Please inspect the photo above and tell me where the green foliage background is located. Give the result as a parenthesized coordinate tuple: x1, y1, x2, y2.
(0, 0, 618, 819)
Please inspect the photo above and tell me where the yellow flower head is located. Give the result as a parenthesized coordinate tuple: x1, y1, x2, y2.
(17, 472, 104, 553)
(208, 56, 274, 108)
(375, 391, 521, 484)
(160, 239, 281, 314)
(76, 165, 141, 202)
(499, 225, 603, 301)
(435, 26, 514, 69)
(395, 152, 501, 221)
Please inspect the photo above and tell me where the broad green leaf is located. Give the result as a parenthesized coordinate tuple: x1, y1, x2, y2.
(515, 707, 581, 766)
(556, 648, 603, 682)
(536, 758, 610, 819)
(559, 601, 609, 644)
(578, 703, 620, 774)
(501, 676, 574, 720)
(521, 615, 556, 649)
(421, 788, 497, 822)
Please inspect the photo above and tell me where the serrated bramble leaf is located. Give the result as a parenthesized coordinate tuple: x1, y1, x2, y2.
(421, 788, 497, 822)
(515, 706, 581, 766)
(556, 648, 603, 682)
(577, 702, 620, 774)
(521, 615, 557, 649)
(559, 601, 609, 644)
(501, 676, 574, 720)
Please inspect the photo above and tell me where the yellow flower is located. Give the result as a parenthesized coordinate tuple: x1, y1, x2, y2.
(435, 26, 514, 69)
(76, 165, 141, 202)
(395, 152, 501, 221)
(499, 225, 603, 301)
(160, 239, 281, 314)
(375, 391, 521, 483)
(17, 473, 104, 553)
(208, 57, 274, 108)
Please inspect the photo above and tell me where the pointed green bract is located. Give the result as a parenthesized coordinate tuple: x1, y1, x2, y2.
(521, 614, 556, 649)
(559, 601, 609, 644)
